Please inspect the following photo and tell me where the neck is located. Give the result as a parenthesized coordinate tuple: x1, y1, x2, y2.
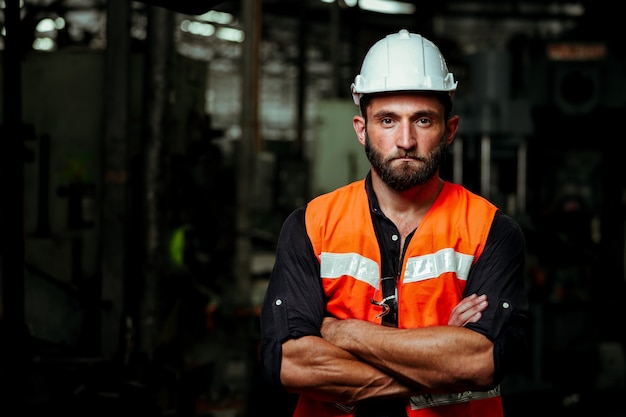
(371, 172, 444, 239)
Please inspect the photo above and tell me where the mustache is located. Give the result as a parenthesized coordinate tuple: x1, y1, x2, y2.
(387, 152, 424, 161)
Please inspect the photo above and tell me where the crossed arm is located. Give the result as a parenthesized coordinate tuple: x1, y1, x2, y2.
(279, 294, 493, 404)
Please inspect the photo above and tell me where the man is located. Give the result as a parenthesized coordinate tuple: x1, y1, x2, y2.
(260, 29, 529, 417)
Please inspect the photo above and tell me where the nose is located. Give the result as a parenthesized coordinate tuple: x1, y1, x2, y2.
(396, 121, 416, 150)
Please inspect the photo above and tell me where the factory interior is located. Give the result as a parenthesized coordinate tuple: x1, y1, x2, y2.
(1, 0, 625, 415)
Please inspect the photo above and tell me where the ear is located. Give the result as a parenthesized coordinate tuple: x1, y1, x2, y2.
(353, 115, 366, 146)
(445, 115, 460, 145)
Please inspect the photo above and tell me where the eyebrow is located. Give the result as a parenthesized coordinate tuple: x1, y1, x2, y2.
(371, 109, 439, 120)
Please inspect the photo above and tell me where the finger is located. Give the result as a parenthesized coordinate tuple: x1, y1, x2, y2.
(448, 296, 487, 326)
(463, 311, 482, 326)
(449, 294, 486, 323)
(460, 300, 487, 324)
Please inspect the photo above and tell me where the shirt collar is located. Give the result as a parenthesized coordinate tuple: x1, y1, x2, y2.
(364, 172, 384, 216)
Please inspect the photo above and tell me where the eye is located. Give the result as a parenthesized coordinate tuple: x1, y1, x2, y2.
(416, 117, 432, 127)
(381, 117, 394, 126)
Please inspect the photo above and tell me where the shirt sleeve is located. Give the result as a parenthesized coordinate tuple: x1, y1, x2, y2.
(463, 211, 530, 384)
(259, 206, 326, 388)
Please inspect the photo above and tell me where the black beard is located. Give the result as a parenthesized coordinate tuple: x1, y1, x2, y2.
(364, 132, 447, 192)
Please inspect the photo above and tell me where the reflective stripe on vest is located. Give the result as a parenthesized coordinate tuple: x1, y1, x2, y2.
(409, 385, 501, 410)
(320, 252, 379, 287)
(320, 249, 475, 286)
(404, 248, 474, 282)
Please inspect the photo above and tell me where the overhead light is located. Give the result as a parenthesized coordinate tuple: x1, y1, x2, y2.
(320, 0, 358, 7)
(33, 37, 55, 51)
(321, 0, 414, 14)
(180, 20, 215, 37)
(197, 10, 234, 25)
(36, 18, 57, 33)
(216, 27, 244, 43)
(359, 0, 415, 14)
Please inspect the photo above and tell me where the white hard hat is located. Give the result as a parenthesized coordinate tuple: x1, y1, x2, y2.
(351, 29, 457, 106)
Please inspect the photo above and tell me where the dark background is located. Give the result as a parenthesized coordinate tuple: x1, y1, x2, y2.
(1, 0, 625, 415)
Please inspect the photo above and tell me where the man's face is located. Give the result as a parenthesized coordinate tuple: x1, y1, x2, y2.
(357, 93, 455, 192)
(364, 131, 447, 192)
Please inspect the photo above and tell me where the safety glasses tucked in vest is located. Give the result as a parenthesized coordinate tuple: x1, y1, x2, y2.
(370, 276, 398, 327)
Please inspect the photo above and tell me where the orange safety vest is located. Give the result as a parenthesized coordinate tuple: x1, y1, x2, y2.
(298, 180, 502, 417)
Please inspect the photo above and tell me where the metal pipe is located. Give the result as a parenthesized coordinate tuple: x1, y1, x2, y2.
(517, 139, 527, 214)
(138, 4, 174, 356)
(101, 0, 131, 360)
(480, 134, 491, 199)
(232, 0, 262, 308)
